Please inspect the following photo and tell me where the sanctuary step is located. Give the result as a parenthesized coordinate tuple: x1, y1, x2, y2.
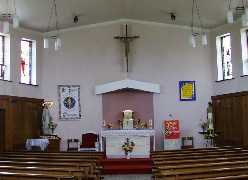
(101, 158, 152, 174)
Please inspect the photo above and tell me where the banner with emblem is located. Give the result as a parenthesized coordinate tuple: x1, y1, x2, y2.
(58, 85, 81, 120)
(164, 120, 180, 150)
(164, 120, 180, 139)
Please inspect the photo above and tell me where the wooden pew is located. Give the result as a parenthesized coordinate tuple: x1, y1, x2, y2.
(0, 161, 97, 180)
(0, 171, 74, 180)
(0, 166, 84, 179)
(153, 154, 248, 166)
(152, 152, 248, 162)
(0, 152, 103, 179)
(156, 166, 248, 180)
(152, 149, 248, 158)
(152, 148, 248, 179)
(151, 146, 243, 155)
(196, 174, 248, 179)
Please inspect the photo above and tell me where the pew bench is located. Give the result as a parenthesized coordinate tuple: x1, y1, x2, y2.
(155, 166, 248, 180)
(0, 171, 75, 180)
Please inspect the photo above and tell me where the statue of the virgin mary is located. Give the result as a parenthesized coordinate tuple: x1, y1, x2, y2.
(42, 101, 54, 135)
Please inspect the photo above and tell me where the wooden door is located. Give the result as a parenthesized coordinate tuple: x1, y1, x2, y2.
(0, 109, 5, 152)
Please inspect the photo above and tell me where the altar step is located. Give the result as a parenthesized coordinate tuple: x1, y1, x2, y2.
(100, 158, 153, 174)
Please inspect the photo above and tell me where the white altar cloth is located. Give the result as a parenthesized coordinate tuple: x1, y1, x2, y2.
(101, 129, 155, 159)
(26, 139, 49, 151)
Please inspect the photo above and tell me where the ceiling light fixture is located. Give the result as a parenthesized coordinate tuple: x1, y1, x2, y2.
(242, 0, 248, 26)
(44, 0, 62, 51)
(227, 0, 234, 24)
(0, 0, 20, 33)
(190, 0, 207, 48)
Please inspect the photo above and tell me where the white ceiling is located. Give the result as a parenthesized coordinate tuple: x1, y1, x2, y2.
(2, 0, 244, 32)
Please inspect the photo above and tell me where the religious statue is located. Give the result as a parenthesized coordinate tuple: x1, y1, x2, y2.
(207, 102, 213, 129)
(42, 101, 57, 135)
(122, 109, 134, 129)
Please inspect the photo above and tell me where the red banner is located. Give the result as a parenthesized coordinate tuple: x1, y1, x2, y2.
(164, 120, 180, 139)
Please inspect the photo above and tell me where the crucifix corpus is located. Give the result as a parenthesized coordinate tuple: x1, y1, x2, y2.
(114, 24, 139, 72)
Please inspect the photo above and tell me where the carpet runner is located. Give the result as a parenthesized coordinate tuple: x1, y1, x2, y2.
(100, 158, 153, 174)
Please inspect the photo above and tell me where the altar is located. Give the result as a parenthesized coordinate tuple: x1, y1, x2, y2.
(101, 129, 155, 159)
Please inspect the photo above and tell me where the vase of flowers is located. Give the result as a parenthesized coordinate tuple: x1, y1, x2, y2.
(122, 138, 135, 159)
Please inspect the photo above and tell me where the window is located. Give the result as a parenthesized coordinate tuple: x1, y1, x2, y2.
(241, 28, 248, 75)
(0, 34, 10, 81)
(216, 33, 233, 81)
(20, 38, 36, 85)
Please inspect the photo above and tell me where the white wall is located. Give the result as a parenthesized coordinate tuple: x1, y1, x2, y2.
(41, 20, 213, 150)
(0, 28, 43, 98)
(210, 22, 248, 95)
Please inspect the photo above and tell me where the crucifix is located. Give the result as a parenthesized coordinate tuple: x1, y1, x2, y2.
(114, 24, 139, 72)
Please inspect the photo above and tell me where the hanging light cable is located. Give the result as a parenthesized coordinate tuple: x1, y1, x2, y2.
(12, 0, 19, 29)
(227, 0, 234, 24)
(43, 0, 62, 51)
(195, 0, 207, 46)
(189, 0, 207, 47)
(53, 0, 61, 51)
(190, 0, 196, 48)
(43, 0, 54, 49)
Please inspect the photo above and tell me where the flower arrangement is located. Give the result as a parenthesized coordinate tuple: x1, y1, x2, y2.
(204, 128, 218, 139)
(122, 138, 135, 156)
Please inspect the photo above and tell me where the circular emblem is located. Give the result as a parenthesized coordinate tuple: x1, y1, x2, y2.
(63, 96, 76, 109)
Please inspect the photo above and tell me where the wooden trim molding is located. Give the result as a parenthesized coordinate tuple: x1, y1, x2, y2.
(95, 79, 160, 94)
(212, 91, 248, 100)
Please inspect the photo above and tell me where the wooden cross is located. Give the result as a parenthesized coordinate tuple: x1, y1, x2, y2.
(114, 24, 139, 72)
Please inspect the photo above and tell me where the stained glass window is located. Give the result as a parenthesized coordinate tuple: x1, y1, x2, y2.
(221, 34, 232, 80)
(20, 39, 33, 84)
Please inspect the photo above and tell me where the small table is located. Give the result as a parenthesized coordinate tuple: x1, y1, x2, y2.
(26, 139, 49, 151)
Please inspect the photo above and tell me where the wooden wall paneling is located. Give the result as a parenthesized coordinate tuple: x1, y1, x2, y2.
(10, 97, 25, 150)
(212, 91, 248, 147)
(23, 101, 42, 139)
(0, 109, 5, 152)
(213, 98, 224, 145)
(242, 95, 248, 147)
(0, 96, 11, 151)
(0, 96, 43, 151)
(232, 96, 243, 145)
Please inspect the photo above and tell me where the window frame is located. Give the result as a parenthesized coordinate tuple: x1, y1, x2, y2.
(20, 38, 37, 85)
(241, 28, 248, 76)
(216, 33, 233, 81)
(0, 35, 5, 80)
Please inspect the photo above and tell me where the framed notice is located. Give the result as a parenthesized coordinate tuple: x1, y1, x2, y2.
(58, 85, 81, 120)
(179, 81, 196, 101)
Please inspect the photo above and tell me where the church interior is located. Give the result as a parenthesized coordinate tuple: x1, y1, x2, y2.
(0, 0, 248, 179)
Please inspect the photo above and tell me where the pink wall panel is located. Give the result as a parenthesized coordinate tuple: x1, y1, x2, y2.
(102, 89, 154, 129)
